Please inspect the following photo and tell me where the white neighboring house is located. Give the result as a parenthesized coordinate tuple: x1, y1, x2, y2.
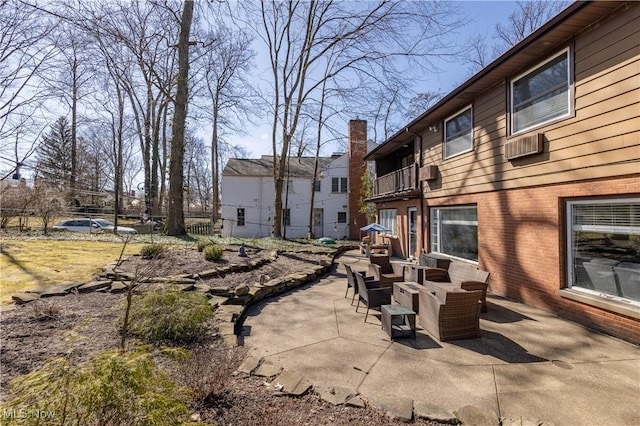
(221, 120, 376, 239)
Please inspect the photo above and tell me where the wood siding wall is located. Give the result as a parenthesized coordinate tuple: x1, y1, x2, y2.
(381, 4, 640, 344)
(420, 3, 639, 197)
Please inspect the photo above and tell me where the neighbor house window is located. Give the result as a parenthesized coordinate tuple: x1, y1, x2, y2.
(430, 206, 478, 262)
(284, 179, 294, 194)
(511, 48, 570, 134)
(567, 198, 640, 306)
(444, 106, 473, 159)
(337, 212, 347, 224)
(237, 208, 245, 226)
(378, 209, 397, 236)
(332, 177, 347, 193)
(283, 208, 291, 226)
(313, 180, 321, 192)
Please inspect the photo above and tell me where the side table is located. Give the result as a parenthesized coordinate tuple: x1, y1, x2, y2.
(381, 304, 416, 340)
(393, 282, 421, 312)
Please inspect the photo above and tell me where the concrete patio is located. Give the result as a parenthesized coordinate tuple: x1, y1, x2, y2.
(240, 249, 640, 425)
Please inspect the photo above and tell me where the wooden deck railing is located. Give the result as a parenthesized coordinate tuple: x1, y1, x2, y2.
(373, 164, 418, 197)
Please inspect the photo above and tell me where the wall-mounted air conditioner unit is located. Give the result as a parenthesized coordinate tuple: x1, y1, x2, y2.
(504, 133, 544, 160)
(419, 165, 438, 181)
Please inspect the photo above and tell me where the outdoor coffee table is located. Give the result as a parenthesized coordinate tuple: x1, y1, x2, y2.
(381, 304, 416, 340)
(393, 282, 421, 312)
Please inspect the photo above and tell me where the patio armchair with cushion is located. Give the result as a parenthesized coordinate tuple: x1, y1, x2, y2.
(355, 271, 392, 322)
(422, 263, 490, 312)
(368, 255, 403, 288)
(418, 287, 483, 341)
(344, 263, 376, 305)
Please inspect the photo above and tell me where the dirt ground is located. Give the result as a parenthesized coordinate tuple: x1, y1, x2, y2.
(0, 245, 442, 425)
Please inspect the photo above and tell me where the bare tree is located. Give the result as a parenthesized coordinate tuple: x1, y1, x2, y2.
(193, 23, 255, 232)
(0, 1, 56, 181)
(0, 180, 32, 229)
(45, 19, 96, 199)
(184, 133, 212, 214)
(408, 91, 443, 120)
(87, 1, 178, 219)
(31, 183, 64, 235)
(495, 1, 570, 52)
(461, 32, 492, 76)
(247, 1, 462, 238)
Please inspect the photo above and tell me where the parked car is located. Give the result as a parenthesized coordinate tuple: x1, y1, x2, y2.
(52, 218, 138, 234)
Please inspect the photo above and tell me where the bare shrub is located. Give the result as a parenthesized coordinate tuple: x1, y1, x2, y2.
(30, 301, 60, 321)
(178, 345, 247, 406)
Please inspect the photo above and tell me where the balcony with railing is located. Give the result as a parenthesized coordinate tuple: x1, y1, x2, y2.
(371, 164, 419, 199)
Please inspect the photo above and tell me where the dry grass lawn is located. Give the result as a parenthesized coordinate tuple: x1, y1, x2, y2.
(0, 239, 142, 305)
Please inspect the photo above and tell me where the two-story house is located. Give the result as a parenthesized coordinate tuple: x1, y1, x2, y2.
(364, 1, 639, 344)
(221, 120, 376, 240)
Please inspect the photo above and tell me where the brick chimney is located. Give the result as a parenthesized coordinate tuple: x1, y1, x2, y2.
(348, 119, 368, 240)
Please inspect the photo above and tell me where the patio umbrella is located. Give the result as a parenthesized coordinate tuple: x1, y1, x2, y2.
(360, 223, 390, 233)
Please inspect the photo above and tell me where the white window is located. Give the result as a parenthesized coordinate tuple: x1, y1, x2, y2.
(444, 106, 473, 159)
(337, 212, 347, 224)
(313, 180, 321, 192)
(511, 48, 571, 134)
(430, 206, 478, 262)
(378, 209, 397, 236)
(332, 177, 347, 193)
(567, 198, 640, 306)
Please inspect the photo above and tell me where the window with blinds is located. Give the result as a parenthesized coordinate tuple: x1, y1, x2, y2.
(511, 49, 570, 134)
(430, 205, 478, 262)
(567, 199, 640, 305)
(378, 209, 397, 236)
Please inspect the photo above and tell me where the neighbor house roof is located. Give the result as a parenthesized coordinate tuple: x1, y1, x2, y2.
(364, 1, 628, 160)
(223, 155, 337, 177)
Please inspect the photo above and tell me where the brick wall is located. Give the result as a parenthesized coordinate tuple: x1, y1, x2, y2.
(348, 120, 368, 240)
(427, 175, 640, 344)
(374, 198, 424, 258)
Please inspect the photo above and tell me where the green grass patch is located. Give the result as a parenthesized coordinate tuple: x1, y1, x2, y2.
(0, 239, 141, 305)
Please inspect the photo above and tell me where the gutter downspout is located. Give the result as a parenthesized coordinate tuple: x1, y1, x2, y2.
(405, 127, 426, 256)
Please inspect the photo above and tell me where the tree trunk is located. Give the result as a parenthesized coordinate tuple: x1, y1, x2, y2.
(211, 104, 219, 235)
(69, 52, 78, 205)
(166, 0, 194, 236)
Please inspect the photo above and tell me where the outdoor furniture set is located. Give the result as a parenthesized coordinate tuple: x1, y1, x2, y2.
(368, 255, 404, 287)
(344, 255, 490, 342)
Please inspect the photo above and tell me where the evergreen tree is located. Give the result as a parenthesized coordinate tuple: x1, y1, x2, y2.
(35, 116, 73, 188)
